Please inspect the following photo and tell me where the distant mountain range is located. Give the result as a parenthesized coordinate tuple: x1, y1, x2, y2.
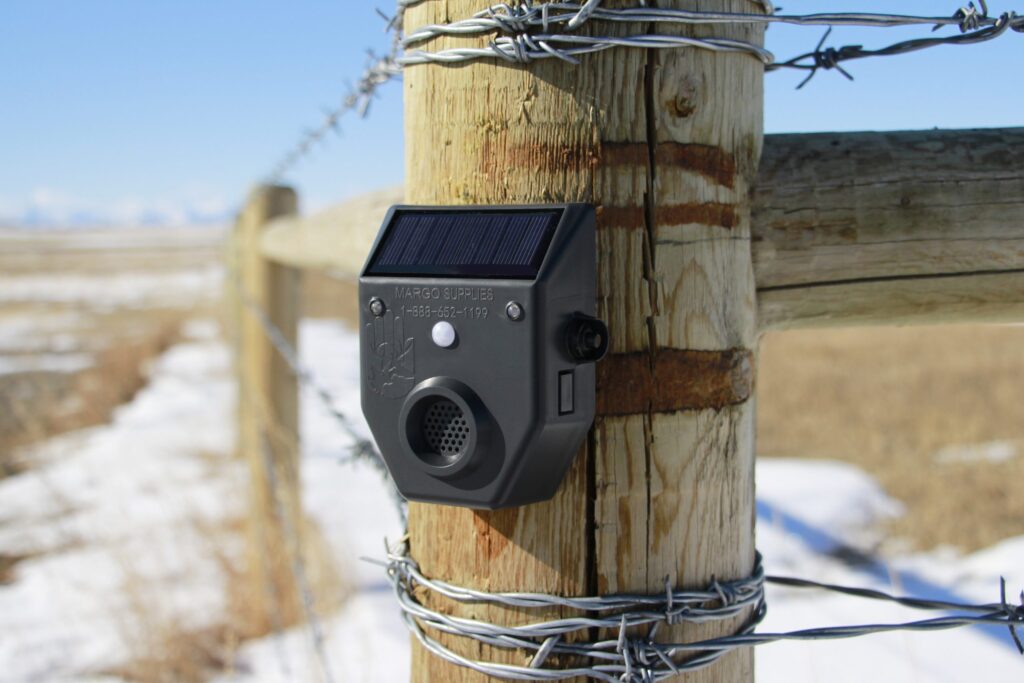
(4, 205, 234, 230)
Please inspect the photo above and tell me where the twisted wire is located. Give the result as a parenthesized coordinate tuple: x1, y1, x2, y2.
(263, 4, 408, 185)
(773, 9, 1024, 88)
(397, 1, 1023, 80)
(259, 2, 1021, 177)
(233, 271, 406, 519)
(258, 430, 337, 683)
(402, 3, 995, 46)
(379, 539, 1024, 682)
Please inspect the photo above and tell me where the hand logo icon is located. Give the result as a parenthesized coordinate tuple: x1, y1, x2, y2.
(366, 312, 415, 398)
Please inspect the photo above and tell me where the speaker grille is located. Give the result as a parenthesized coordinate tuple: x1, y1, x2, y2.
(422, 398, 469, 457)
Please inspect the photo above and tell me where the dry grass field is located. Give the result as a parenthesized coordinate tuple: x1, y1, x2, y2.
(0, 227, 353, 682)
(0, 307, 187, 472)
(759, 324, 1024, 552)
(0, 229, 221, 472)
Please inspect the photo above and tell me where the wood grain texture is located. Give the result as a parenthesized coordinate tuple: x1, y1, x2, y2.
(403, 1, 763, 680)
(261, 128, 1024, 330)
(758, 271, 1024, 330)
(232, 186, 305, 631)
(260, 187, 402, 273)
(754, 127, 1024, 329)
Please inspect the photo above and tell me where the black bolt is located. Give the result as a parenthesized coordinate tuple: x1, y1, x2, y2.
(566, 314, 609, 363)
(369, 297, 386, 317)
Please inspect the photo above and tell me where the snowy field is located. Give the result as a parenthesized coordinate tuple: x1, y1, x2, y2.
(0, 267, 223, 310)
(0, 228, 222, 381)
(1, 318, 1022, 682)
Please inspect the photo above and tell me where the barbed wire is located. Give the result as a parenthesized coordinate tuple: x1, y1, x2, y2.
(264, 52, 399, 185)
(775, 7, 1024, 87)
(401, 1, 998, 44)
(397, 1, 1023, 87)
(376, 538, 1024, 682)
(268, 1, 1020, 177)
(258, 430, 337, 683)
(262, 3, 409, 186)
(227, 262, 335, 680)
(234, 275, 406, 519)
(261, 1, 1021, 183)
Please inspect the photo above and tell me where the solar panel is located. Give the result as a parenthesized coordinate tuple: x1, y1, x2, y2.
(365, 209, 562, 279)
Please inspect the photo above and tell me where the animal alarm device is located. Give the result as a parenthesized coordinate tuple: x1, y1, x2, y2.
(359, 204, 607, 509)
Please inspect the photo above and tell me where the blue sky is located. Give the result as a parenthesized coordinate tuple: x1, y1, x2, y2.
(1, 1, 1021, 227)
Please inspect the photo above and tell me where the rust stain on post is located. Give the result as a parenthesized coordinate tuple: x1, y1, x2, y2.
(605, 142, 736, 188)
(656, 203, 737, 229)
(478, 140, 737, 189)
(598, 203, 738, 230)
(479, 138, 600, 178)
(596, 349, 755, 416)
(653, 143, 737, 188)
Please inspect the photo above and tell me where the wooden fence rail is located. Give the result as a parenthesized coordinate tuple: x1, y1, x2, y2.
(257, 127, 1024, 330)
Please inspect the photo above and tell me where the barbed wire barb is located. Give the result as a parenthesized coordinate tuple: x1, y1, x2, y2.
(261, 7, 406, 185)
(938, 1, 989, 32)
(397, 1, 1023, 86)
(1001, 577, 1024, 654)
(379, 538, 1024, 681)
(794, 27, 855, 89)
(233, 271, 407, 520)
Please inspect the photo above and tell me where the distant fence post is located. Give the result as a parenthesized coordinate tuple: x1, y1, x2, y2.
(229, 184, 303, 630)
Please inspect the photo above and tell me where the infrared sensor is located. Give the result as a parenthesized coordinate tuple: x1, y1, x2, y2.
(359, 204, 607, 509)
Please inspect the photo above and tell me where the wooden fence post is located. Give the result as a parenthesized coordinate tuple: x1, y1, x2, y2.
(230, 184, 304, 632)
(404, 1, 764, 680)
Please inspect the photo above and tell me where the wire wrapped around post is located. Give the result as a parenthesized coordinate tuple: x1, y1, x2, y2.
(372, 539, 1024, 682)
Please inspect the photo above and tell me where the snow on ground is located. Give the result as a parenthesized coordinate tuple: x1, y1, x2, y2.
(0, 227, 224, 252)
(0, 352, 95, 376)
(756, 460, 1024, 683)
(933, 440, 1020, 465)
(0, 321, 240, 682)
(1, 318, 1022, 683)
(0, 266, 223, 309)
(0, 256, 223, 377)
(0, 311, 86, 354)
(211, 320, 407, 683)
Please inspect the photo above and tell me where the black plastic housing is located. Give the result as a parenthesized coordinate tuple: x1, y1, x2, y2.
(359, 204, 599, 509)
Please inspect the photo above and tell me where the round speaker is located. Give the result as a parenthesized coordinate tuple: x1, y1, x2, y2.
(421, 398, 470, 459)
(399, 378, 492, 480)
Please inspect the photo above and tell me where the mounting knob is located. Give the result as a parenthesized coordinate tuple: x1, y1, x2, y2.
(565, 313, 609, 363)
